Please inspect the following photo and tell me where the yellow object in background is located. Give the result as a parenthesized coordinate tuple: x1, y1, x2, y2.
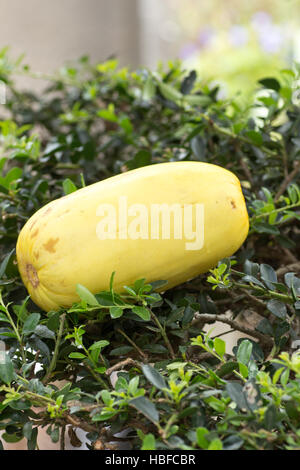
(16, 162, 249, 311)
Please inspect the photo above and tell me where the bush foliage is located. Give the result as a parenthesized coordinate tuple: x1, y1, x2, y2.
(0, 50, 300, 450)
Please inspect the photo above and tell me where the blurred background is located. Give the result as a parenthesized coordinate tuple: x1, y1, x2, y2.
(1, 0, 300, 97)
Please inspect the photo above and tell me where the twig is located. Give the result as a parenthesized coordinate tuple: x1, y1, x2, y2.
(275, 160, 300, 202)
(239, 155, 253, 186)
(276, 262, 300, 276)
(105, 358, 141, 376)
(65, 414, 99, 433)
(193, 313, 272, 345)
(60, 425, 66, 450)
(43, 313, 66, 384)
(150, 311, 176, 359)
(84, 360, 109, 390)
(116, 328, 147, 360)
(240, 289, 269, 313)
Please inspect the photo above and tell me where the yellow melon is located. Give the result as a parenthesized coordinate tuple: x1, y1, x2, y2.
(16, 162, 249, 311)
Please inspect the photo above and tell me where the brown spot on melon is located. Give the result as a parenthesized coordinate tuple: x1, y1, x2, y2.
(31, 228, 39, 238)
(26, 264, 39, 288)
(30, 219, 38, 231)
(230, 200, 236, 209)
(42, 208, 52, 217)
(43, 237, 59, 253)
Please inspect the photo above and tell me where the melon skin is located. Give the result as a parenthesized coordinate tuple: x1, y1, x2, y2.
(16, 162, 249, 312)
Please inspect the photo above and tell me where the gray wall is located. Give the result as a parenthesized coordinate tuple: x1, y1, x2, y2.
(0, 0, 140, 75)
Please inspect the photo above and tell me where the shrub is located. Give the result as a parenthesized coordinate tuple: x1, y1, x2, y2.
(0, 50, 299, 450)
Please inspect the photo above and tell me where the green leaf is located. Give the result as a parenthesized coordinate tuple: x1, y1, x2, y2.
(109, 306, 123, 319)
(141, 433, 156, 450)
(213, 338, 226, 359)
(50, 427, 59, 444)
(180, 70, 197, 95)
(34, 325, 56, 340)
(158, 82, 183, 103)
(63, 178, 77, 195)
(76, 284, 99, 306)
(264, 404, 278, 430)
(23, 422, 32, 440)
(109, 345, 133, 356)
(89, 340, 109, 351)
(0, 249, 15, 279)
(238, 362, 249, 379)
(196, 427, 209, 449)
(22, 313, 41, 336)
(68, 352, 87, 359)
(208, 438, 223, 450)
(245, 130, 263, 146)
(236, 339, 253, 365)
(256, 318, 274, 336)
(258, 77, 281, 92)
(126, 150, 152, 170)
(260, 264, 277, 290)
(142, 77, 156, 101)
(0, 353, 14, 384)
(129, 396, 159, 424)
(142, 364, 167, 390)
(132, 306, 151, 321)
(225, 382, 248, 411)
(267, 300, 287, 319)
(223, 435, 244, 450)
(191, 135, 206, 161)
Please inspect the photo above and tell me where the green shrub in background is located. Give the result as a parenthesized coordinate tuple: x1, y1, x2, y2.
(0, 49, 299, 450)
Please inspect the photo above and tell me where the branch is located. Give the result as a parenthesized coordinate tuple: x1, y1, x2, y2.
(193, 313, 273, 345)
(275, 160, 300, 202)
(43, 313, 66, 384)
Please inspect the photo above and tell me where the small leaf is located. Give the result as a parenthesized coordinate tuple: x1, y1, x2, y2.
(267, 300, 287, 319)
(0, 353, 14, 385)
(213, 338, 226, 359)
(208, 439, 223, 450)
(158, 82, 182, 103)
(141, 433, 156, 450)
(23, 422, 32, 440)
(89, 340, 109, 351)
(129, 396, 159, 424)
(236, 339, 253, 365)
(256, 318, 273, 336)
(132, 306, 150, 321)
(109, 306, 123, 319)
(264, 404, 278, 430)
(180, 70, 197, 95)
(68, 352, 87, 359)
(0, 250, 15, 279)
(258, 77, 281, 92)
(260, 264, 277, 290)
(63, 178, 77, 195)
(22, 313, 41, 336)
(223, 435, 244, 450)
(245, 130, 263, 146)
(196, 427, 209, 449)
(76, 284, 99, 306)
(225, 382, 248, 411)
(142, 76, 156, 101)
(34, 325, 56, 340)
(142, 364, 167, 390)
